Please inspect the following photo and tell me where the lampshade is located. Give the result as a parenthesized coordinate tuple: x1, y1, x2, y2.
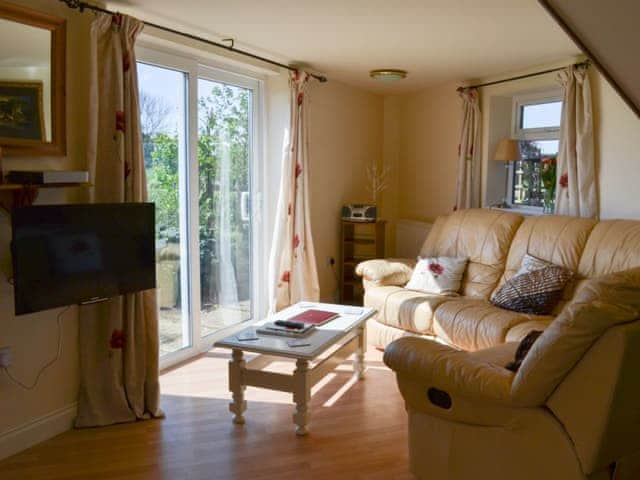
(493, 139, 521, 162)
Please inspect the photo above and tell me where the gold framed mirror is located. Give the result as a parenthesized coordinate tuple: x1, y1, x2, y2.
(0, 1, 66, 156)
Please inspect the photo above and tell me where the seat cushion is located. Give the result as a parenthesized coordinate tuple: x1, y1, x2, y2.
(364, 286, 454, 335)
(367, 317, 418, 349)
(419, 209, 523, 299)
(432, 298, 553, 351)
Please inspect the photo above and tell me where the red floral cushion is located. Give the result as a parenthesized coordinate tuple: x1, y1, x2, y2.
(405, 256, 468, 296)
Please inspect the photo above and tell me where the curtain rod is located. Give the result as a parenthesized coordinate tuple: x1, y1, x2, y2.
(457, 60, 590, 92)
(58, 0, 328, 83)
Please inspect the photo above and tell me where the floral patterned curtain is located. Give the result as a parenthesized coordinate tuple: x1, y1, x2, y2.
(76, 12, 163, 427)
(456, 88, 482, 210)
(555, 64, 597, 218)
(268, 71, 320, 312)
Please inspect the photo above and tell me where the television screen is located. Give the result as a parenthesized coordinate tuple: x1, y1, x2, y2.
(12, 203, 156, 315)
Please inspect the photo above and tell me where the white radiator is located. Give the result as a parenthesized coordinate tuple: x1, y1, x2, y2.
(395, 219, 432, 259)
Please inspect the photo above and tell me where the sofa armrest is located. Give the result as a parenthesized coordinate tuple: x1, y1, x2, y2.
(355, 258, 415, 289)
(383, 337, 518, 407)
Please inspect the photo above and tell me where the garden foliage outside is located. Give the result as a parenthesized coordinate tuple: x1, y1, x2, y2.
(141, 82, 252, 313)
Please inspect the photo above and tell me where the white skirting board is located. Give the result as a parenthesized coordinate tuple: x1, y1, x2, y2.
(0, 402, 77, 461)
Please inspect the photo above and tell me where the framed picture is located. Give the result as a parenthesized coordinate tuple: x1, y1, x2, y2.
(0, 2, 66, 156)
(0, 80, 45, 144)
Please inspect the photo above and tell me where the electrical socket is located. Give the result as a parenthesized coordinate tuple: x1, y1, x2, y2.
(0, 346, 12, 368)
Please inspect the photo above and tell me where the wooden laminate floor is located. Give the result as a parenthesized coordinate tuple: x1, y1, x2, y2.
(0, 348, 414, 480)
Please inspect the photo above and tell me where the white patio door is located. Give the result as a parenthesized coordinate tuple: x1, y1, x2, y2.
(137, 46, 264, 368)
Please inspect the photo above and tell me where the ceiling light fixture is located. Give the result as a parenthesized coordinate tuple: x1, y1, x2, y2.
(369, 69, 408, 83)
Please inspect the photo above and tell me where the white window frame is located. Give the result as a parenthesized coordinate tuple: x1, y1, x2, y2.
(506, 89, 563, 212)
(512, 89, 563, 140)
(136, 45, 266, 370)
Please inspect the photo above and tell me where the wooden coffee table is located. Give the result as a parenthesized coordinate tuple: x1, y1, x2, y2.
(214, 302, 376, 436)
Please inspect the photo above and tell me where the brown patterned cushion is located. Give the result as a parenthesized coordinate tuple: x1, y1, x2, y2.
(506, 330, 543, 372)
(491, 266, 574, 315)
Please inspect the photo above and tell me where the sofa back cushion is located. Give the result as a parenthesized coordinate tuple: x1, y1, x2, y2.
(578, 220, 640, 278)
(496, 215, 596, 312)
(510, 267, 640, 407)
(419, 209, 523, 299)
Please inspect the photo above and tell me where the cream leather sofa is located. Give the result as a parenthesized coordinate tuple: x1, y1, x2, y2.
(357, 209, 640, 480)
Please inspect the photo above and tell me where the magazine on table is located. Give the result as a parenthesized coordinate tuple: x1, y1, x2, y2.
(256, 322, 315, 338)
(256, 309, 341, 338)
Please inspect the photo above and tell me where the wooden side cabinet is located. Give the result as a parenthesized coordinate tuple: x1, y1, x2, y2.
(340, 220, 386, 305)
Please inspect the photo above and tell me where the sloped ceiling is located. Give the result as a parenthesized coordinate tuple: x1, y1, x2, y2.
(539, 0, 640, 117)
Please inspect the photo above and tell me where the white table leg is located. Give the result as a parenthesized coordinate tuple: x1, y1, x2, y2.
(355, 323, 366, 381)
(293, 359, 310, 436)
(229, 349, 247, 425)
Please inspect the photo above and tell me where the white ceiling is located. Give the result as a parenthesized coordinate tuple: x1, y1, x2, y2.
(0, 18, 50, 68)
(108, 0, 580, 93)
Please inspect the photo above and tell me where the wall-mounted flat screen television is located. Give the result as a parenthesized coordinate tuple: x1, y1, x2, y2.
(11, 203, 156, 315)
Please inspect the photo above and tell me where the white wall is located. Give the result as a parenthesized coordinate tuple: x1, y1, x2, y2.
(391, 62, 640, 223)
(0, 0, 92, 460)
(397, 81, 461, 222)
(591, 70, 640, 219)
(308, 81, 384, 302)
(381, 96, 401, 256)
(483, 95, 512, 206)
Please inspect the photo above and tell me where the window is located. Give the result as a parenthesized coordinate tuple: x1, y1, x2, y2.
(137, 46, 264, 368)
(511, 139, 559, 207)
(196, 75, 253, 339)
(509, 91, 562, 208)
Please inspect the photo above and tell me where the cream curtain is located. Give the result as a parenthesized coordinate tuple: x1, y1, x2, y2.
(456, 88, 482, 210)
(76, 12, 163, 427)
(268, 71, 320, 313)
(555, 64, 597, 218)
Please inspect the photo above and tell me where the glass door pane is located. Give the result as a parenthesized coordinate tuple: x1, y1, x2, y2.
(197, 78, 252, 337)
(137, 62, 190, 356)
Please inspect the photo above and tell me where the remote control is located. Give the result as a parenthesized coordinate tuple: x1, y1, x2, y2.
(274, 320, 305, 329)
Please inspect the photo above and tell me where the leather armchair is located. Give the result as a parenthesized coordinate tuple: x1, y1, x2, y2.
(384, 268, 640, 480)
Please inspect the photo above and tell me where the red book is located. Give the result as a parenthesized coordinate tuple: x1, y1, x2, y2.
(287, 309, 340, 326)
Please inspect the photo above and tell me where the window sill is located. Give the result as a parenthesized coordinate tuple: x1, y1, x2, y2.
(488, 206, 547, 217)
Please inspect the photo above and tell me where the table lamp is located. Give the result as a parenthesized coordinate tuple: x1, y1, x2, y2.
(493, 138, 521, 208)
